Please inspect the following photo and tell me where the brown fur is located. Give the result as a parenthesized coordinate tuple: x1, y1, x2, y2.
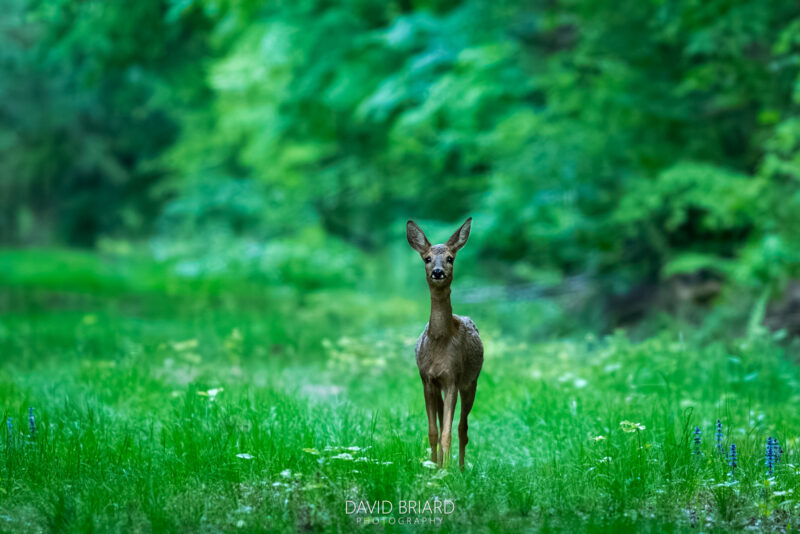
(406, 218, 484, 469)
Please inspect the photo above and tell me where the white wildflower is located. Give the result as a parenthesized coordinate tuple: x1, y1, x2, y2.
(620, 420, 646, 432)
(197, 387, 224, 401)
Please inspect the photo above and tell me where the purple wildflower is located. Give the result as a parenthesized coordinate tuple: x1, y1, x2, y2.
(766, 437, 775, 476)
(693, 426, 702, 456)
(28, 407, 35, 438)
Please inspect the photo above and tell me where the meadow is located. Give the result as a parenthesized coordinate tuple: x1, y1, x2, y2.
(2, 249, 800, 533)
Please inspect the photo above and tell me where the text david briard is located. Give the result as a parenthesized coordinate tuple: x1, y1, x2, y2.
(346, 499, 455, 525)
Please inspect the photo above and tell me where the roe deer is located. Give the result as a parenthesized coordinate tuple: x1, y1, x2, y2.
(406, 218, 483, 469)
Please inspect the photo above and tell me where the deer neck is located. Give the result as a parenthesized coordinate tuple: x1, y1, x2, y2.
(428, 286, 454, 339)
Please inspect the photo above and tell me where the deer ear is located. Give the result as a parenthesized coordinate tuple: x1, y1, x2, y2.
(446, 217, 472, 252)
(407, 220, 431, 253)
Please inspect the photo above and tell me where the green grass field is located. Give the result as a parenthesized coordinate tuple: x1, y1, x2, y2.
(2, 250, 800, 533)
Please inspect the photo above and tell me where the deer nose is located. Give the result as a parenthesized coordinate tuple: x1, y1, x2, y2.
(431, 268, 445, 279)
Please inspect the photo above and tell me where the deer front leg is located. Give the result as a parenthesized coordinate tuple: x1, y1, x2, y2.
(439, 385, 458, 468)
(436, 392, 443, 465)
(458, 381, 476, 470)
(423, 382, 441, 463)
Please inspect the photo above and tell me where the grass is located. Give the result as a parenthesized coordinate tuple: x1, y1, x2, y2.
(2, 249, 800, 532)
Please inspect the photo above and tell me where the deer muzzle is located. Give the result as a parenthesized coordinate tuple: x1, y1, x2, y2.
(431, 268, 446, 280)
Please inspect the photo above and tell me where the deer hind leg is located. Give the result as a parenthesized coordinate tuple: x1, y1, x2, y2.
(423, 383, 441, 463)
(436, 391, 443, 438)
(439, 385, 458, 468)
(458, 381, 477, 470)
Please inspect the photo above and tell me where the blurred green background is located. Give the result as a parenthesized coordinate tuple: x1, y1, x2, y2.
(2, 0, 800, 335)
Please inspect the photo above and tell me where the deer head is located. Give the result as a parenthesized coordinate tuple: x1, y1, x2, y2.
(406, 218, 472, 288)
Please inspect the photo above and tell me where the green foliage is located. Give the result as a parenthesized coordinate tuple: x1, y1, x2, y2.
(4, 0, 800, 317)
(0, 0, 212, 245)
(153, 0, 800, 306)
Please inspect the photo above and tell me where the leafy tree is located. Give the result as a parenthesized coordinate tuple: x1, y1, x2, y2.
(4, 0, 800, 322)
(0, 0, 212, 245)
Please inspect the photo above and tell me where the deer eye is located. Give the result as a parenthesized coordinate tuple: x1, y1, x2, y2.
(424, 257, 432, 263)
(447, 256, 454, 263)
